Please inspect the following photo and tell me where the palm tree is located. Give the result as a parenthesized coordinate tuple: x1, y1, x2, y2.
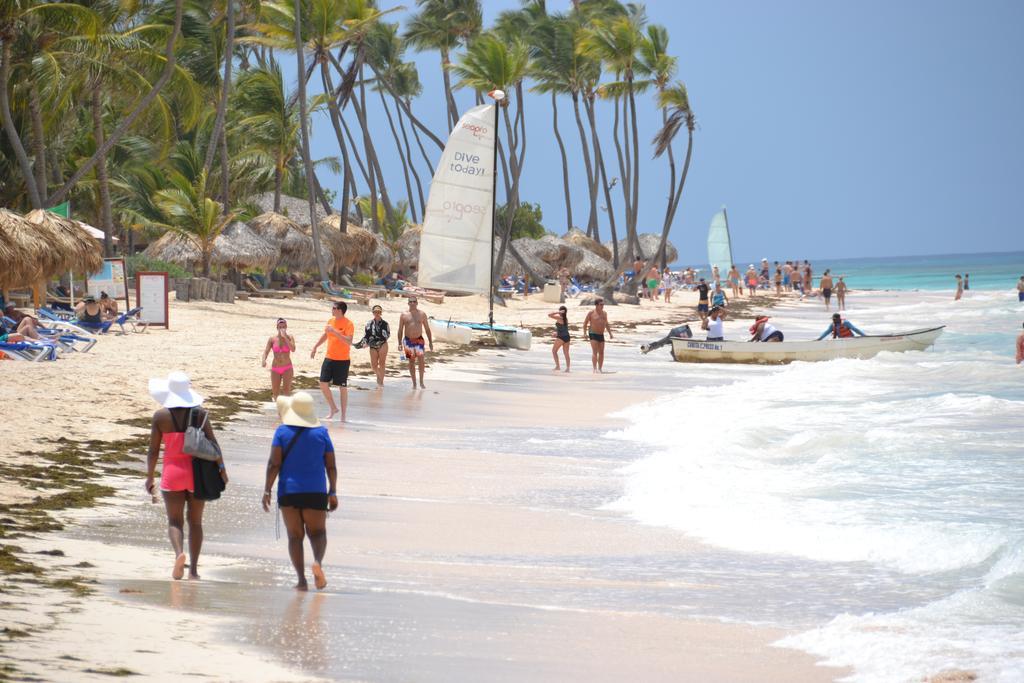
(450, 32, 542, 287)
(581, 13, 644, 260)
(652, 82, 694, 269)
(154, 147, 236, 277)
(404, 0, 482, 131)
(233, 63, 301, 213)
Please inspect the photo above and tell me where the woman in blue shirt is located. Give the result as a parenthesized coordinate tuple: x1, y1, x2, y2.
(262, 392, 337, 591)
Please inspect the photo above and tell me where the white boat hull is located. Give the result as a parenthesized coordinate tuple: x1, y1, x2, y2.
(428, 318, 474, 345)
(669, 327, 944, 364)
(493, 328, 531, 351)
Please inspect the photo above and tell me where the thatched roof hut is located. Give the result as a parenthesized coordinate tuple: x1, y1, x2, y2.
(144, 223, 278, 272)
(319, 219, 383, 272)
(616, 233, 678, 264)
(248, 212, 333, 272)
(562, 228, 612, 261)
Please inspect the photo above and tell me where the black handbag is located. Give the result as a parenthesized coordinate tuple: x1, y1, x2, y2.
(192, 457, 225, 501)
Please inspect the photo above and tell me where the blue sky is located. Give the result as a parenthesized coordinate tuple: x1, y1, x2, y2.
(300, 0, 1024, 262)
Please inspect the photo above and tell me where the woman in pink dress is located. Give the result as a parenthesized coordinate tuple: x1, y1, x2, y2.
(145, 372, 227, 580)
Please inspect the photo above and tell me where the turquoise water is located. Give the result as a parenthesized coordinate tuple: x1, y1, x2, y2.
(679, 250, 1023, 292)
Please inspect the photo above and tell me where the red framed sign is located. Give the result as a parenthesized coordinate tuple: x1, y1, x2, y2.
(135, 272, 170, 328)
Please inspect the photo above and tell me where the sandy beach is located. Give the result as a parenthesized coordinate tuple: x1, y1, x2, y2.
(0, 288, 849, 682)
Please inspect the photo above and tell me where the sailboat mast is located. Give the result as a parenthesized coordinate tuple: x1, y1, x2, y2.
(488, 100, 500, 328)
(722, 206, 733, 266)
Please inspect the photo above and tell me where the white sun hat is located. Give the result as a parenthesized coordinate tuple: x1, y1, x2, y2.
(276, 392, 320, 428)
(149, 371, 203, 408)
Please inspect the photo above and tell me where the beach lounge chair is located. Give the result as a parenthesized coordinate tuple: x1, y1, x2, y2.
(3, 316, 96, 353)
(242, 279, 296, 299)
(37, 307, 112, 335)
(319, 281, 371, 305)
(0, 340, 58, 361)
(387, 286, 444, 304)
(113, 307, 148, 335)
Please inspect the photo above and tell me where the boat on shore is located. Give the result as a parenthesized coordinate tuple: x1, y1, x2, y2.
(428, 317, 532, 350)
(669, 326, 945, 364)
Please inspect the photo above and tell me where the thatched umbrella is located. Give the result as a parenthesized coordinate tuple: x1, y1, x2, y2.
(252, 192, 330, 228)
(571, 248, 615, 283)
(23, 208, 104, 277)
(497, 238, 553, 280)
(396, 224, 421, 271)
(538, 235, 585, 271)
(144, 223, 278, 273)
(320, 220, 380, 272)
(616, 233, 678, 264)
(249, 211, 333, 272)
(562, 228, 612, 261)
(0, 209, 56, 290)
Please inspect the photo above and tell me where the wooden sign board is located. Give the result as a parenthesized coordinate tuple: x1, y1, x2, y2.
(86, 257, 131, 310)
(136, 272, 169, 328)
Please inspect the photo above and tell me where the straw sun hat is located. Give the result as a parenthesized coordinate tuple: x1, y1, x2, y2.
(276, 392, 320, 428)
(149, 371, 203, 408)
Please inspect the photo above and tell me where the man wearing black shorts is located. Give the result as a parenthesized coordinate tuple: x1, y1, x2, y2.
(696, 278, 710, 321)
(311, 301, 354, 421)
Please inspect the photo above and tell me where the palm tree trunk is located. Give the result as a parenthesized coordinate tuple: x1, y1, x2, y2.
(293, 0, 327, 281)
(550, 92, 572, 232)
(367, 63, 444, 151)
(492, 103, 543, 286)
(620, 91, 637, 259)
(583, 96, 607, 245)
(27, 87, 47, 204)
(379, 88, 417, 223)
(339, 112, 372, 191)
(354, 69, 393, 222)
(597, 144, 619, 267)
(628, 76, 642, 257)
(320, 62, 354, 223)
(611, 96, 631, 258)
(91, 86, 114, 256)
(49, 0, 185, 207)
(219, 117, 230, 211)
(405, 96, 436, 174)
(0, 40, 42, 209)
(395, 97, 426, 218)
(658, 105, 677, 268)
(273, 165, 282, 212)
(204, 0, 235, 178)
(570, 92, 597, 236)
(441, 49, 458, 130)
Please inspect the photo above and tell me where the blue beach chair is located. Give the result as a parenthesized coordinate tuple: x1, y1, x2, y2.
(0, 340, 58, 361)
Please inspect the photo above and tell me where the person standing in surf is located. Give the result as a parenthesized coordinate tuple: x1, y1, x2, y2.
(396, 297, 434, 389)
(820, 270, 834, 310)
(583, 298, 613, 373)
(146, 372, 227, 580)
(1017, 275, 1024, 302)
(1017, 323, 1024, 365)
(262, 392, 337, 591)
(696, 278, 711, 321)
(548, 306, 571, 372)
(964, 273, 970, 291)
(354, 305, 390, 388)
(835, 276, 848, 310)
(262, 318, 296, 400)
(955, 274, 964, 301)
(311, 301, 354, 422)
(728, 264, 742, 297)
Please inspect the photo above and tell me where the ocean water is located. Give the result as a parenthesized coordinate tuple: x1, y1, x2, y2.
(678, 250, 1023, 291)
(606, 287, 1024, 681)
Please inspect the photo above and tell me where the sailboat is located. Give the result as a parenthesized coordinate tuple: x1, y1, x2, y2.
(417, 92, 532, 351)
(706, 207, 733, 279)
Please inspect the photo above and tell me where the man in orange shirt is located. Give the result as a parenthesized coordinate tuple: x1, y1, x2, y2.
(311, 301, 355, 421)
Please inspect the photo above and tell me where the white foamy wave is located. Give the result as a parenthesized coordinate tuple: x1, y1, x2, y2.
(779, 585, 1024, 682)
(605, 323, 1024, 573)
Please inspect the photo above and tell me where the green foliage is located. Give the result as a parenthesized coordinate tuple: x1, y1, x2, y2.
(496, 201, 545, 240)
(353, 272, 375, 286)
(125, 254, 189, 279)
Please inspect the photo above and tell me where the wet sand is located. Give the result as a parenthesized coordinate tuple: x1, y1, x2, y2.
(4, 336, 846, 681)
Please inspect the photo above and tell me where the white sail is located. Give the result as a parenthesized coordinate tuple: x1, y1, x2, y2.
(417, 104, 496, 294)
(706, 207, 733, 274)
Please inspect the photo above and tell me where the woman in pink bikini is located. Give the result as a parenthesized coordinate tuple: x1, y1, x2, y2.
(145, 372, 227, 580)
(262, 318, 296, 400)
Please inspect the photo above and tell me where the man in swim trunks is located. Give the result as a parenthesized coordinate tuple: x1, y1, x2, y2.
(695, 277, 710, 321)
(396, 297, 434, 389)
(311, 301, 354, 421)
(582, 298, 613, 372)
(646, 265, 661, 301)
(820, 270, 834, 310)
